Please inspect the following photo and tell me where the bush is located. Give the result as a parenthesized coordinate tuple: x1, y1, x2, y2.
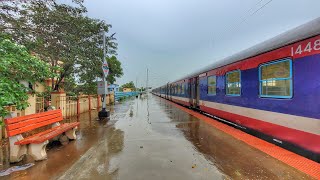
(0, 38, 54, 118)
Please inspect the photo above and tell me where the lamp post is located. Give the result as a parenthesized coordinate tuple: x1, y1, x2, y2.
(98, 30, 110, 120)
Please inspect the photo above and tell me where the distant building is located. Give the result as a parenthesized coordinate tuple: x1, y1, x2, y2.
(108, 84, 119, 92)
(123, 88, 133, 92)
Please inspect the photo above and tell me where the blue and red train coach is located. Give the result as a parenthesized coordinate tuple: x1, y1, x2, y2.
(152, 18, 320, 162)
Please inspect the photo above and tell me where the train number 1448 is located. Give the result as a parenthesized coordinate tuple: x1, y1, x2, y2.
(291, 39, 320, 56)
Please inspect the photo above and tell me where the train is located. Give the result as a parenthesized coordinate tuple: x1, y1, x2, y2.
(152, 18, 320, 162)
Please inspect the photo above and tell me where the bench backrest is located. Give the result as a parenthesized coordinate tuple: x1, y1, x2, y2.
(4, 109, 63, 137)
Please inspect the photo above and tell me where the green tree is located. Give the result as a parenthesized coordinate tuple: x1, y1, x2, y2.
(0, 37, 54, 118)
(0, 0, 121, 92)
(64, 55, 123, 95)
(137, 87, 146, 92)
(73, 83, 97, 95)
(121, 81, 136, 89)
(106, 56, 124, 84)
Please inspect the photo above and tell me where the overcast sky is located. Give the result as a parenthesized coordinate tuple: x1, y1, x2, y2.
(79, 0, 320, 88)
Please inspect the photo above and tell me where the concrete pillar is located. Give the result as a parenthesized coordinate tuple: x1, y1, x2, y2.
(88, 95, 91, 110)
(77, 98, 80, 115)
(110, 93, 115, 104)
(0, 126, 2, 141)
(106, 94, 110, 105)
(97, 95, 100, 108)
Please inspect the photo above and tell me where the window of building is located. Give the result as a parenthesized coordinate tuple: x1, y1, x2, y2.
(207, 76, 216, 95)
(259, 59, 292, 98)
(226, 70, 241, 96)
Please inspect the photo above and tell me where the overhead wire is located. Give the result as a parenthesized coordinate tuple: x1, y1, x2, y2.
(236, 0, 274, 27)
(215, 0, 274, 40)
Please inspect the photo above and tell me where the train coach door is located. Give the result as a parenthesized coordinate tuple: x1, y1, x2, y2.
(189, 77, 200, 108)
(169, 84, 172, 100)
(189, 78, 194, 106)
(189, 77, 199, 108)
(195, 77, 200, 108)
(166, 83, 170, 99)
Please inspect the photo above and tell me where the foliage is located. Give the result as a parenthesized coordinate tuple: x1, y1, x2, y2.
(137, 87, 146, 92)
(74, 82, 97, 95)
(106, 56, 123, 84)
(0, 0, 122, 92)
(64, 55, 123, 95)
(121, 81, 136, 90)
(72, 55, 123, 95)
(63, 76, 77, 94)
(0, 37, 54, 118)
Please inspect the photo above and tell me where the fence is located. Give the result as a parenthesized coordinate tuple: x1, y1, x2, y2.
(115, 91, 139, 101)
(54, 96, 77, 118)
(0, 92, 138, 139)
(53, 95, 108, 119)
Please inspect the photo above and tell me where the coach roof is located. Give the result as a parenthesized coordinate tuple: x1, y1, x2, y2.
(173, 17, 320, 83)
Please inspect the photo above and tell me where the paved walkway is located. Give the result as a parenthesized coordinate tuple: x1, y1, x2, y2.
(1, 94, 314, 179)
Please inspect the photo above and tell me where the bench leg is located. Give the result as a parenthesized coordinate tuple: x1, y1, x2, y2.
(51, 122, 61, 141)
(59, 135, 69, 145)
(28, 140, 49, 161)
(9, 135, 27, 163)
(66, 126, 78, 140)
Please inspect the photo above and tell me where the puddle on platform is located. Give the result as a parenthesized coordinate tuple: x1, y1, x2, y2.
(0, 95, 313, 180)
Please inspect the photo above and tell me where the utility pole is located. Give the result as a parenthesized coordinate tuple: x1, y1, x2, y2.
(135, 77, 139, 98)
(135, 77, 138, 92)
(98, 30, 110, 120)
(146, 68, 149, 93)
(102, 31, 107, 110)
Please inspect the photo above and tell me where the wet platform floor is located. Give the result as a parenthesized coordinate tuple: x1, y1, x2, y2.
(0, 94, 314, 179)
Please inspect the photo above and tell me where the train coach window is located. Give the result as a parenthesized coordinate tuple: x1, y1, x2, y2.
(259, 59, 292, 98)
(181, 84, 185, 95)
(207, 76, 216, 95)
(226, 70, 241, 96)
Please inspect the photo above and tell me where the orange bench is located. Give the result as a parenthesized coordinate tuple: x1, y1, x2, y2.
(4, 109, 79, 163)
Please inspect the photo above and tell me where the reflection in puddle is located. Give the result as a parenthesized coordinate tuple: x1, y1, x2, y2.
(0, 95, 312, 180)
(156, 96, 311, 180)
(0, 102, 127, 180)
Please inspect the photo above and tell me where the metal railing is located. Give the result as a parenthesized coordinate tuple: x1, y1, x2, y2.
(115, 92, 139, 101)
(54, 95, 103, 119)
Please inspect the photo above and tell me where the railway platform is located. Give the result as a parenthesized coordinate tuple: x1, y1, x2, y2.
(1, 94, 319, 179)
